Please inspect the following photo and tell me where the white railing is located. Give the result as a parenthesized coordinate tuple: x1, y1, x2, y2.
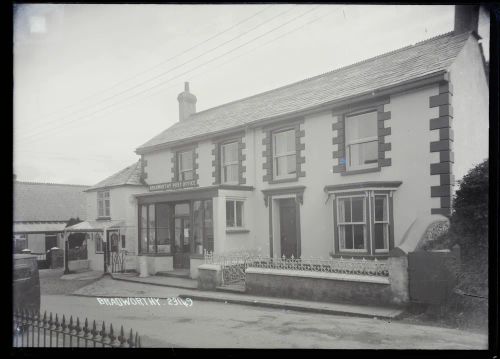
(204, 250, 389, 284)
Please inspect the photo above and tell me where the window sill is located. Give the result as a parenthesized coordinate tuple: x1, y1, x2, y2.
(331, 253, 388, 259)
(190, 254, 205, 259)
(96, 217, 111, 221)
(226, 228, 250, 234)
(269, 177, 298, 184)
(138, 253, 172, 257)
(341, 167, 381, 176)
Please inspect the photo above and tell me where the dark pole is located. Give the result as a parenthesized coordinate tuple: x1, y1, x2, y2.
(64, 233, 70, 274)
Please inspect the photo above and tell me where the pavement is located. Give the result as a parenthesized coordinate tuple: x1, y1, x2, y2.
(111, 272, 198, 289)
(74, 275, 404, 319)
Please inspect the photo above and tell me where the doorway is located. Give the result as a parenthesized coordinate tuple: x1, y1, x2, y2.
(173, 203, 191, 269)
(279, 198, 300, 258)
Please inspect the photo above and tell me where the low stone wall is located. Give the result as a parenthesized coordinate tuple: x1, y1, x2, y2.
(245, 268, 400, 306)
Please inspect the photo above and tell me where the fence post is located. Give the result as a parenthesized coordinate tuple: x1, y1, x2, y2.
(387, 247, 410, 305)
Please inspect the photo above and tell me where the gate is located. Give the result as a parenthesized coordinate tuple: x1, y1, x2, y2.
(408, 248, 460, 305)
(111, 250, 127, 273)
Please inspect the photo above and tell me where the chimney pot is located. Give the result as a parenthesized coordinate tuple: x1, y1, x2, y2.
(454, 5, 479, 35)
(177, 82, 197, 122)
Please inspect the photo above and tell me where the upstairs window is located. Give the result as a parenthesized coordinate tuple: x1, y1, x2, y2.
(345, 111, 378, 171)
(221, 142, 239, 184)
(273, 129, 296, 179)
(178, 150, 194, 181)
(97, 191, 110, 218)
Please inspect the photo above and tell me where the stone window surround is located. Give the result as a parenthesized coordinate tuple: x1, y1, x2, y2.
(262, 118, 306, 184)
(429, 81, 454, 216)
(332, 97, 392, 175)
(211, 131, 246, 185)
(171, 144, 199, 183)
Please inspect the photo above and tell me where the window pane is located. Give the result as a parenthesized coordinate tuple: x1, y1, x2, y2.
(98, 201, 104, 217)
(286, 130, 295, 152)
(348, 141, 378, 167)
(204, 200, 214, 252)
(193, 201, 203, 254)
(353, 225, 365, 249)
(224, 164, 239, 183)
(182, 170, 194, 181)
(148, 204, 156, 253)
(156, 203, 170, 253)
(346, 111, 377, 141)
(352, 197, 364, 222)
(274, 132, 286, 156)
(339, 198, 351, 222)
(174, 203, 189, 216)
(236, 201, 243, 227)
(286, 154, 296, 174)
(344, 225, 353, 249)
(226, 201, 235, 227)
(374, 223, 388, 250)
(375, 196, 388, 222)
(105, 199, 110, 216)
(222, 142, 238, 164)
(140, 205, 148, 253)
(275, 156, 286, 176)
(179, 151, 193, 171)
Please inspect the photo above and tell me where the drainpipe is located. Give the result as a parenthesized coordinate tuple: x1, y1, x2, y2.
(103, 227, 108, 274)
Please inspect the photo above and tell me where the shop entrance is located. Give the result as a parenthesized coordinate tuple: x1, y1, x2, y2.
(173, 203, 191, 269)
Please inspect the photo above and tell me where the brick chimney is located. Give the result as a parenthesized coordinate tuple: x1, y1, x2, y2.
(454, 5, 479, 35)
(177, 82, 197, 122)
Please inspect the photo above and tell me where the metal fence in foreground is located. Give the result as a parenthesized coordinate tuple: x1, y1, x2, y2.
(13, 309, 141, 348)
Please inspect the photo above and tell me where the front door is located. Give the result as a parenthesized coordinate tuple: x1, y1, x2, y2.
(279, 198, 299, 258)
(173, 203, 191, 269)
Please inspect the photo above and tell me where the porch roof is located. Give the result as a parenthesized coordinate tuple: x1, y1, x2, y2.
(13, 221, 67, 234)
(64, 220, 126, 233)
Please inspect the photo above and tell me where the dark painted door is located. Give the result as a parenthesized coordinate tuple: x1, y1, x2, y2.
(280, 198, 298, 258)
(173, 215, 191, 269)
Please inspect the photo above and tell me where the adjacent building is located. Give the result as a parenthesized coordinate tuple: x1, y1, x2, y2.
(13, 181, 88, 254)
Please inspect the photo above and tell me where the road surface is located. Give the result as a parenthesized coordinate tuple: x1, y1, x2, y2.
(41, 293, 487, 349)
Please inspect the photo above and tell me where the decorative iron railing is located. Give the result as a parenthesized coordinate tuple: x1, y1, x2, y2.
(12, 308, 141, 348)
(111, 250, 128, 273)
(204, 250, 389, 285)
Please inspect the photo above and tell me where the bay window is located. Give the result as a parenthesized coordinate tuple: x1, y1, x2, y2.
(334, 191, 392, 255)
(345, 111, 378, 171)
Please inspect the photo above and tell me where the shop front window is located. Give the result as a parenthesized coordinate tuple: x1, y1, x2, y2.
(139, 199, 213, 255)
(156, 203, 171, 254)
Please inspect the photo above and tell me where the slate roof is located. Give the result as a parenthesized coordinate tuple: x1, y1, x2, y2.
(14, 182, 89, 222)
(137, 31, 472, 153)
(85, 160, 145, 191)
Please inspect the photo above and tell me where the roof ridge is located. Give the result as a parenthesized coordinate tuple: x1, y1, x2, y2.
(123, 160, 141, 184)
(186, 31, 459, 120)
(14, 181, 90, 187)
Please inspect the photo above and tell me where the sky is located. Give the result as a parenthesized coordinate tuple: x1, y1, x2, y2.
(13, 4, 490, 185)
